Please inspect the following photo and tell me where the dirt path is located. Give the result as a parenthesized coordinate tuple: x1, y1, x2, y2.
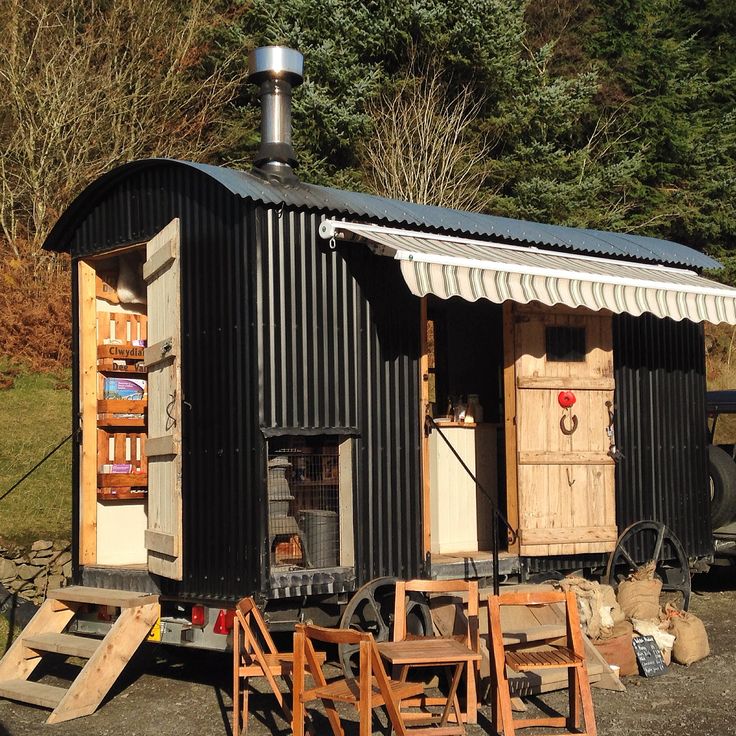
(1, 573, 735, 736)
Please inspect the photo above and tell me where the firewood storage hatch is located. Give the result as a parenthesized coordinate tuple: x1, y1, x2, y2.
(267, 436, 354, 573)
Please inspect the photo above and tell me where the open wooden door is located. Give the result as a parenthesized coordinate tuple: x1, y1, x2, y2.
(143, 219, 183, 579)
(512, 303, 617, 557)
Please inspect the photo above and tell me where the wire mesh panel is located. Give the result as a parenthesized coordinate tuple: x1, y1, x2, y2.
(267, 438, 340, 570)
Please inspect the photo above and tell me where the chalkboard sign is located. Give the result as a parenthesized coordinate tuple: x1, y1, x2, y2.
(632, 635, 667, 677)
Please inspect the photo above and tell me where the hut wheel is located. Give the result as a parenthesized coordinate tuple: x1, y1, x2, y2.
(605, 521, 691, 611)
(338, 576, 433, 680)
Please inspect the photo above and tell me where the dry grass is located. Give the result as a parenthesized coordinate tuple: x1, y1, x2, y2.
(0, 372, 71, 546)
(0, 611, 22, 656)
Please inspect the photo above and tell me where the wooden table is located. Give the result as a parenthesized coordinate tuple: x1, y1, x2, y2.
(376, 639, 482, 735)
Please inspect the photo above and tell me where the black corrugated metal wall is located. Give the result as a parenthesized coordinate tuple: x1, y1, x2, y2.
(613, 313, 712, 558)
(67, 163, 423, 599)
(252, 205, 423, 586)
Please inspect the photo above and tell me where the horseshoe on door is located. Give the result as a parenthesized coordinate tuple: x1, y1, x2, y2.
(560, 412, 578, 435)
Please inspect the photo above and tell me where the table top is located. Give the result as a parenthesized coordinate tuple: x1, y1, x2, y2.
(377, 638, 482, 666)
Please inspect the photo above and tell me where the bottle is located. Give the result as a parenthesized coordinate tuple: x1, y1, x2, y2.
(467, 394, 484, 423)
(453, 396, 467, 423)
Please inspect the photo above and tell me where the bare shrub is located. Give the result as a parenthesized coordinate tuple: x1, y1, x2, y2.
(0, 0, 246, 271)
(360, 62, 490, 211)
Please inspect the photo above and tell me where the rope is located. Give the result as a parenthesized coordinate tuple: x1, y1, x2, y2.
(0, 433, 72, 503)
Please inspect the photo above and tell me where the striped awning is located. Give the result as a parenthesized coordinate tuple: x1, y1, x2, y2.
(319, 220, 736, 324)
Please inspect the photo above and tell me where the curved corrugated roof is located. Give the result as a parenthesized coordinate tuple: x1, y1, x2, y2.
(43, 158, 721, 270)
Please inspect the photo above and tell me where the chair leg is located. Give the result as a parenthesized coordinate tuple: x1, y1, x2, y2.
(492, 679, 501, 735)
(577, 664, 597, 736)
(293, 633, 305, 736)
(233, 622, 240, 736)
(567, 667, 580, 732)
(465, 659, 478, 724)
(494, 664, 515, 736)
(242, 686, 250, 735)
(233, 676, 240, 736)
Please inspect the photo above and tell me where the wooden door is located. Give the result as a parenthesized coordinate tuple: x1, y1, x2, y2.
(143, 219, 183, 579)
(512, 303, 617, 556)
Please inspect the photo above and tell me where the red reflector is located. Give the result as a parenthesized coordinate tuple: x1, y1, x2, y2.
(213, 609, 234, 635)
(191, 605, 205, 627)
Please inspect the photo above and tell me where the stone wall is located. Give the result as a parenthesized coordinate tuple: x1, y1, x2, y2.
(0, 540, 72, 605)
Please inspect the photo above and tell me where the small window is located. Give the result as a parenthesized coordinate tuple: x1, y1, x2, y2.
(546, 326, 586, 362)
(267, 435, 353, 571)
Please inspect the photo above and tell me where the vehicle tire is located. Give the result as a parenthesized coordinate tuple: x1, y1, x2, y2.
(708, 445, 736, 529)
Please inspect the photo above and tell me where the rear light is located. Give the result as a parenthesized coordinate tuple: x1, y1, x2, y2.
(191, 605, 205, 627)
(213, 608, 235, 635)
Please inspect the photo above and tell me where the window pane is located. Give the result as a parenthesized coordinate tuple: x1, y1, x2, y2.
(546, 326, 586, 362)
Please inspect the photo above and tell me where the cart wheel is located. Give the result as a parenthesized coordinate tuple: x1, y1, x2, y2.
(605, 521, 691, 610)
(338, 576, 433, 679)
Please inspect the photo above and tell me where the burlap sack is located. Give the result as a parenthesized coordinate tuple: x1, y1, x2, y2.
(557, 577, 624, 640)
(593, 621, 637, 676)
(601, 584, 626, 626)
(617, 577, 662, 620)
(670, 611, 710, 666)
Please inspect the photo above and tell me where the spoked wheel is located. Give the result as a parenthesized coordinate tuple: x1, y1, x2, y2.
(338, 576, 433, 679)
(605, 521, 691, 610)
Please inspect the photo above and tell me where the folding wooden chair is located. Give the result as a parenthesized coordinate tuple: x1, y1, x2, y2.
(393, 579, 480, 723)
(487, 589, 597, 736)
(232, 597, 325, 736)
(292, 623, 426, 736)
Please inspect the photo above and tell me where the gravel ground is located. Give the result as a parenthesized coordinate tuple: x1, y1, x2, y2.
(1, 570, 735, 736)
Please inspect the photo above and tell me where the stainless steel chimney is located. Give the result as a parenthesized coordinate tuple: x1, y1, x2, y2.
(248, 46, 304, 183)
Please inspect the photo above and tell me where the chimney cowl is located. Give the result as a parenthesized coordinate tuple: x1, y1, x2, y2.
(248, 46, 304, 184)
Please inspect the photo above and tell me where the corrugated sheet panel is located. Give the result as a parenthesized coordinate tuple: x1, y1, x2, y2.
(45, 159, 720, 270)
(613, 313, 712, 559)
(67, 163, 422, 598)
(253, 205, 423, 584)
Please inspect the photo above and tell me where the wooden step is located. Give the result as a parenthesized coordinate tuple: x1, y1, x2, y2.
(0, 679, 66, 709)
(23, 633, 100, 659)
(47, 586, 158, 608)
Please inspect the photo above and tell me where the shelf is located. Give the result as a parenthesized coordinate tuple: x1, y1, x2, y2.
(98, 399, 146, 413)
(97, 398, 146, 428)
(97, 489, 148, 501)
(290, 479, 339, 487)
(433, 421, 478, 428)
(97, 473, 148, 488)
(97, 416, 146, 428)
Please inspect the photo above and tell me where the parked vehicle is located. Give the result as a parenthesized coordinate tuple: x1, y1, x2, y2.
(706, 391, 736, 558)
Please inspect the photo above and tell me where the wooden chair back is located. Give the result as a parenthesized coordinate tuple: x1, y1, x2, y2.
(488, 589, 586, 659)
(393, 579, 479, 652)
(236, 596, 280, 662)
(293, 623, 414, 736)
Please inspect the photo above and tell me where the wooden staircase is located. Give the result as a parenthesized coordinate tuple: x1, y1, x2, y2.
(0, 586, 159, 724)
